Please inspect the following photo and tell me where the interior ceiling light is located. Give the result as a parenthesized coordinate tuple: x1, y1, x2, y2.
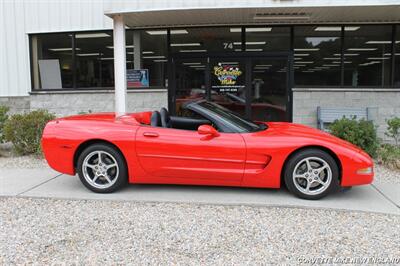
(49, 48, 80, 51)
(153, 59, 168, 62)
(182, 62, 202, 65)
(323, 57, 341, 60)
(348, 48, 377, 51)
(146, 29, 188, 35)
(77, 53, 100, 56)
(366, 41, 391, 44)
(294, 53, 309, 56)
(367, 57, 390, 60)
(334, 53, 359, 56)
(314, 26, 360, 31)
(246, 48, 263, 52)
(106, 45, 134, 49)
(75, 33, 110, 38)
(171, 43, 201, 47)
(233, 41, 266, 45)
(294, 48, 319, 51)
(253, 12, 310, 20)
(332, 61, 352, 64)
(230, 27, 272, 32)
(142, 55, 165, 59)
(179, 49, 207, 53)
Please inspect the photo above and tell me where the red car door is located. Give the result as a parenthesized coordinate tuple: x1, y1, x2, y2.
(135, 126, 246, 185)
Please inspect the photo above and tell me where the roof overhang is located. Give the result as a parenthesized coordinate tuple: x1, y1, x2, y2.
(105, 4, 400, 29)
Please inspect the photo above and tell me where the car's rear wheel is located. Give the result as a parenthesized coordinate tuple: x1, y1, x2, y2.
(284, 149, 339, 200)
(77, 143, 127, 193)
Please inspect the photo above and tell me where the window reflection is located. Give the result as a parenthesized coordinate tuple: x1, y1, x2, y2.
(170, 27, 242, 53)
(294, 26, 342, 86)
(343, 26, 392, 87)
(246, 27, 290, 52)
(31, 33, 73, 89)
(75, 31, 114, 88)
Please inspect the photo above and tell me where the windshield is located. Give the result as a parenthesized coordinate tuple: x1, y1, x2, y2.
(196, 101, 267, 133)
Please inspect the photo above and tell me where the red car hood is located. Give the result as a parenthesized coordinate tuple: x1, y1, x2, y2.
(263, 122, 364, 153)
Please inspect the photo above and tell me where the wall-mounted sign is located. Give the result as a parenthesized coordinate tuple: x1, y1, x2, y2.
(212, 63, 244, 92)
(127, 69, 149, 88)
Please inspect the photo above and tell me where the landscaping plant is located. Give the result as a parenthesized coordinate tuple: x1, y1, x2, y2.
(329, 117, 379, 158)
(376, 117, 400, 169)
(385, 117, 400, 146)
(3, 109, 55, 155)
(0, 105, 10, 143)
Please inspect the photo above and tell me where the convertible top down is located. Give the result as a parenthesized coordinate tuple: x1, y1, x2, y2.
(42, 100, 373, 199)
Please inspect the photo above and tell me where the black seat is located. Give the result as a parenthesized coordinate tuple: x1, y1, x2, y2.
(160, 107, 171, 128)
(150, 111, 161, 127)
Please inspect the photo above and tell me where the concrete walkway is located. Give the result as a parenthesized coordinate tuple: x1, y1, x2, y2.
(1, 167, 399, 215)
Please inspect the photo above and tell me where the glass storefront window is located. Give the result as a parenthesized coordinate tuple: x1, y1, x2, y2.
(170, 27, 242, 53)
(31, 33, 73, 89)
(174, 58, 208, 115)
(343, 25, 392, 87)
(394, 26, 400, 87)
(245, 26, 290, 52)
(140, 30, 167, 87)
(294, 26, 342, 86)
(75, 31, 114, 88)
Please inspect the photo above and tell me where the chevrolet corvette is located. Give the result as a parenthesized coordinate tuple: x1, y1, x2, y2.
(41, 100, 374, 200)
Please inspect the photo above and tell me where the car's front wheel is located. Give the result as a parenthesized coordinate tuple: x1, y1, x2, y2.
(77, 143, 127, 193)
(284, 149, 339, 200)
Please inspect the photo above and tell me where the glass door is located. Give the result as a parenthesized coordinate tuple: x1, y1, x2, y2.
(250, 58, 289, 122)
(173, 58, 208, 115)
(171, 54, 291, 122)
(209, 58, 247, 117)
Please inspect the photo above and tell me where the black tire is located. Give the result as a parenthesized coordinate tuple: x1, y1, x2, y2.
(284, 149, 339, 200)
(77, 143, 127, 193)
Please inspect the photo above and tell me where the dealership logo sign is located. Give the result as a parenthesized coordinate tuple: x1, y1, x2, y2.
(213, 63, 242, 86)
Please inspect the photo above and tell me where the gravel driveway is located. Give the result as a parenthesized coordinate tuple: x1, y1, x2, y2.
(1, 197, 399, 265)
(1, 156, 399, 264)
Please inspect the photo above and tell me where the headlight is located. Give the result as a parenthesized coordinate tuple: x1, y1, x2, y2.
(357, 167, 373, 175)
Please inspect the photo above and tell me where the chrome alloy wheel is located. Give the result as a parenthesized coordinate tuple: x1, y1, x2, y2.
(292, 156, 332, 196)
(82, 151, 119, 189)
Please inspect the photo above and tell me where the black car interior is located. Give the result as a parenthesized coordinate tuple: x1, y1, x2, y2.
(150, 108, 211, 130)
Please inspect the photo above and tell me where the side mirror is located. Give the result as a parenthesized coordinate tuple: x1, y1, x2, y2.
(198, 125, 220, 140)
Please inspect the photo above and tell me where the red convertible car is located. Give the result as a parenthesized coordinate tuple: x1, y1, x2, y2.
(42, 100, 373, 200)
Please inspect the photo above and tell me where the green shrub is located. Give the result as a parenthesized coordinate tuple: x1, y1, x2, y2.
(385, 117, 400, 146)
(377, 144, 400, 169)
(3, 109, 55, 155)
(329, 117, 379, 157)
(0, 106, 10, 143)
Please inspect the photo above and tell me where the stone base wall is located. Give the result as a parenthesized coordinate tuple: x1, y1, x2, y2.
(30, 90, 168, 117)
(293, 88, 400, 143)
(0, 96, 30, 114)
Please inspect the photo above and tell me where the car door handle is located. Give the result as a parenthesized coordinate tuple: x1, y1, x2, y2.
(143, 132, 159, 137)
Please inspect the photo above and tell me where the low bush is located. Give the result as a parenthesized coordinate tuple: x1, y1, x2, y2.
(377, 144, 400, 169)
(3, 110, 55, 155)
(329, 117, 379, 158)
(0, 106, 10, 143)
(385, 117, 400, 146)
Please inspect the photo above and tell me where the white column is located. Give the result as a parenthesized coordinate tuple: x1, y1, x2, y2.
(113, 15, 127, 116)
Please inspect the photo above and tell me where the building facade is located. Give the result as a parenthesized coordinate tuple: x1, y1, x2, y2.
(1, 0, 400, 141)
